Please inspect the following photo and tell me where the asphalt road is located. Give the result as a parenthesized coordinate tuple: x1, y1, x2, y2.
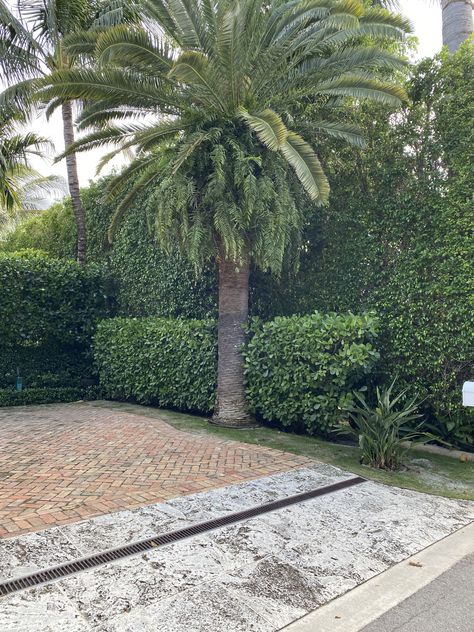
(360, 553, 474, 632)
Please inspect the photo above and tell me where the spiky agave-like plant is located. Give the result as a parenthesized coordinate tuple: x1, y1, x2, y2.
(43, 0, 411, 426)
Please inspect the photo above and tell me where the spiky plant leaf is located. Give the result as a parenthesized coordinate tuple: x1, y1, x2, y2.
(280, 131, 329, 203)
(238, 108, 288, 150)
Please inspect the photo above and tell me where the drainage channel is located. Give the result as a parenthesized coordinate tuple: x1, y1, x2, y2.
(0, 476, 365, 597)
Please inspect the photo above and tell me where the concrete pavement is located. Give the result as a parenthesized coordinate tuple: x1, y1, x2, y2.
(360, 553, 474, 632)
(284, 522, 474, 632)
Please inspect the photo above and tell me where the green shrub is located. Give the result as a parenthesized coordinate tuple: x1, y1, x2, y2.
(0, 253, 113, 389)
(244, 312, 379, 435)
(94, 317, 217, 413)
(339, 379, 425, 470)
(0, 386, 102, 407)
(94, 313, 379, 433)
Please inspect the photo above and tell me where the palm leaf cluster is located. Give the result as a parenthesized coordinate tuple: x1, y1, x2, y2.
(42, 0, 411, 270)
(0, 0, 137, 113)
(0, 109, 65, 224)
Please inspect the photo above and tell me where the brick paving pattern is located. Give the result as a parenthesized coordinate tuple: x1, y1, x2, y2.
(0, 403, 311, 538)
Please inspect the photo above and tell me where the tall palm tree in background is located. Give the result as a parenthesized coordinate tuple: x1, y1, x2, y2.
(441, 0, 474, 51)
(375, 0, 473, 52)
(0, 0, 92, 263)
(43, 0, 410, 426)
(0, 0, 134, 263)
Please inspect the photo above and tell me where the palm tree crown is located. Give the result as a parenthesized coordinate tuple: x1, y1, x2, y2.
(43, 0, 410, 270)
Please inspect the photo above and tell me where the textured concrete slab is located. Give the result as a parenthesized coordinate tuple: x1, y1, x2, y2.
(216, 555, 324, 627)
(0, 464, 473, 632)
(56, 535, 234, 627)
(100, 582, 273, 632)
(1, 584, 92, 632)
(0, 528, 83, 581)
(284, 522, 474, 632)
(59, 504, 189, 556)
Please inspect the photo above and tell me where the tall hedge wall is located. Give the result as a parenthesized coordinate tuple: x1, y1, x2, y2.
(0, 252, 112, 393)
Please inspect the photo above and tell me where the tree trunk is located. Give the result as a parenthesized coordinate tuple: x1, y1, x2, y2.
(212, 251, 255, 427)
(62, 101, 86, 265)
(441, 0, 474, 52)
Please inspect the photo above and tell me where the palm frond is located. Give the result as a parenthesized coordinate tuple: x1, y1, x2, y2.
(95, 25, 174, 73)
(280, 131, 329, 204)
(315, 74, 408, 105)
(309, 121, 366, 147)
(238, 108, 288, 150)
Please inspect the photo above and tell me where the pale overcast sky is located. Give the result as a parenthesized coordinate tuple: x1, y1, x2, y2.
(24, 0, 443, 185)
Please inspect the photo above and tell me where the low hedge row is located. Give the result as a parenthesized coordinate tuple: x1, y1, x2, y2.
(94, 318, 217, 413)
(94, 312, 379, 434)
(0, 386, 102, 407)
(245, 312, 379, 435)
(0, 345, 94, 389)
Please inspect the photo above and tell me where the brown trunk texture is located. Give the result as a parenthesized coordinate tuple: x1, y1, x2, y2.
(212, 253, 255, 428)
(62, 102, 86, 265)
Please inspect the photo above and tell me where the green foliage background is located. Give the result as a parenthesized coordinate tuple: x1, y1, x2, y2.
(1, 180, 216, 319)
(1, 45, 472, 444)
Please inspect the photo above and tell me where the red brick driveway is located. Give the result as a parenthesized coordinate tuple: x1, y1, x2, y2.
(0, 403, 310, 538)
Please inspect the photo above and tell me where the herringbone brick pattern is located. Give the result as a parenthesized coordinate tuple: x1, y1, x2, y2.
(0, 403, 311, 538)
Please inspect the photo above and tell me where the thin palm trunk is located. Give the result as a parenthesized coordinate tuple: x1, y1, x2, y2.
(62, 101, 86, 265)
(212, 249, 255, 427)
(441, 0, 473, 52)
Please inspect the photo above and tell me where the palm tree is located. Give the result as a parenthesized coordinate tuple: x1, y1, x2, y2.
(43, 0, 410, 427)
(0, 108, 65, 227)
(374, 0, 473, 52)
(0, 0, 136, 263)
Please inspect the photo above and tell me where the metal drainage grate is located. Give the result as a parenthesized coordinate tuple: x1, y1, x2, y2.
(0, 476, 365, 597)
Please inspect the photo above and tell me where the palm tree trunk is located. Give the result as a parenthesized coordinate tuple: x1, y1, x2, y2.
(441, 0, 474, 52)
(212, 250, 255, 427)
(61, 101, 86, 265)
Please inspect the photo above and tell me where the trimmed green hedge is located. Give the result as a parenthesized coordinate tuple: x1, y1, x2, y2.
(0, 345, 94, 389)
(244, 312, 379, 435)
(0, 252, 113, 392)
(0, 386, 102, 407)
(94, 318, 217, 413)
(94, 313, 379, 434)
